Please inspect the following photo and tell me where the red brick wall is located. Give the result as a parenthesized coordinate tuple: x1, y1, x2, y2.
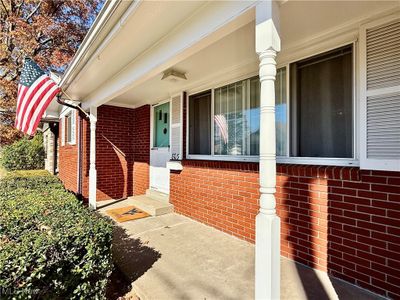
(58, 110, 78, 193)
(170, 163, 400, 298)
(95, 105, 135, 200)
(277, 165, 400, 299)
(81, 117, 89, 199)
(58, 104, 150, 200)
(171, 160, 259, 242)
(132, 105, 150, 195)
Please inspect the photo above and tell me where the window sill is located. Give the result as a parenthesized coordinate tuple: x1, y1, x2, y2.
(186, 154, 359, 167)
(186, 155, 259, 162)
(277, 157, 359, 167)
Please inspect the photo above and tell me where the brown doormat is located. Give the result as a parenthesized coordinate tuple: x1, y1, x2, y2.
(106, 206, 149, 223)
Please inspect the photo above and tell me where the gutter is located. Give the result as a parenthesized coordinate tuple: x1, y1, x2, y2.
(60, 0, 141, 92)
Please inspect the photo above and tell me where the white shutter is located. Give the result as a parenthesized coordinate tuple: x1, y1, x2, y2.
(61, 117, 65, 146)
(170, 92, 184, 160)
(360, 16, 400, 171)
(70, 111, 76, 144)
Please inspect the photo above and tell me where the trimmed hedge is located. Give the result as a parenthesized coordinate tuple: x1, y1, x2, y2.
(1, 134, 45, 171)
(0, 171, 113, 299)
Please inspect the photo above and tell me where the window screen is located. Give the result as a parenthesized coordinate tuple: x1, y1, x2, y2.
(214, 77, 260, 156)
(66, 115, 71, 143)
(290, 45, 353, 158)
(189, 91, 211, 155)
(276, 67, 287, 156)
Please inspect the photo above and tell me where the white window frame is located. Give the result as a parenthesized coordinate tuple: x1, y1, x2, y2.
(276, 41, 359, 167)
(186, 74, 260, 162)
(185, 39, 360, 166)
(61, 116, 65, 146)
(66, 110, 76, 145)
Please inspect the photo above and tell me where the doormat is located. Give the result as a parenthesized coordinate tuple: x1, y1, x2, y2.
(106, 206, 149, 223)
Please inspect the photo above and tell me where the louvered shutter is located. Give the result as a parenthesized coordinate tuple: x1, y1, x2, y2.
(360, 17, 400, 171)
(70, 111, 76, 144)
(61, 116, 65, 146)
(170, 92, 184, 160)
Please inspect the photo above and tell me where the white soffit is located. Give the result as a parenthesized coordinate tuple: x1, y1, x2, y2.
(66, 1, 205, 100)
(279, 0, 399, 51)
(113, 21, 258, 106)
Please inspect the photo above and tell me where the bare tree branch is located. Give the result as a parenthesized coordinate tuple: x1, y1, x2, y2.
(0, 0, 9, 16)
(25, 0, 41, 22)
(39, 37, 52, 45)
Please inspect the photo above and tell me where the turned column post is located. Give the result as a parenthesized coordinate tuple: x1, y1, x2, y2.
(255, 1, 281, 299)
(89, 106, 97, 210)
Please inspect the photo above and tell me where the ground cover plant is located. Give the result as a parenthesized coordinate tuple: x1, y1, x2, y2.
(1, 134, 45, 171)
(0, 170, 113, 299)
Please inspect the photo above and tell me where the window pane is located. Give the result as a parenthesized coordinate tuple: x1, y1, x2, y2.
(249, 78, 260, 155)
(214, 77, 260, 156)
(275, 67, 287, 156)
(290, 45, 353, 158)
(189, 91, 211, 155)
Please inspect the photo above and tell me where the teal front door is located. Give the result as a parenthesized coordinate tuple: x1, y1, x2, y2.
(150, 101, 170, 194)
(154, 102, 170, 148)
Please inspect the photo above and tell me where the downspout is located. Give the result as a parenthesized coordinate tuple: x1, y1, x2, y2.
(53, 123, 59, 174)
(77, 112, 83, 199)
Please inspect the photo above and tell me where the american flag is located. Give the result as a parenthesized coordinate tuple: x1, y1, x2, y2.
(214, 114, 228, 144)
(15, 58, 61, 135)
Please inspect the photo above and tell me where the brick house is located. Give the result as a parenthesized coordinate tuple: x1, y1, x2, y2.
(45, 1, 400, 299)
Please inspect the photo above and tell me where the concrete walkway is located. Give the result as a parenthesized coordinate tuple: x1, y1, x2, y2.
(99, 200, 384, 300)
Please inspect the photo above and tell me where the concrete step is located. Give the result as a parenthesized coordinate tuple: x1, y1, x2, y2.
(129, 195, 173, 216)
(145, 189, 169, 203)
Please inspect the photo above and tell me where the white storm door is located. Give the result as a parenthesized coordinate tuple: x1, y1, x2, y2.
(150, 101, 170, 194)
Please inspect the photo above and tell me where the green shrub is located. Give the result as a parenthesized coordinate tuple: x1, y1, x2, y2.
(1, 133, 45, 171)
(0, 171, 113, 299)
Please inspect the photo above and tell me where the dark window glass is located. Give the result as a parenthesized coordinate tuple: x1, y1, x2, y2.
(290, 45, 353, 158)
(189, 91, 211, 155)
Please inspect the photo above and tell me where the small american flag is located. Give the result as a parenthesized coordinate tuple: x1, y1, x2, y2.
(214, 114, 228, 144)
(15, 58, 61, 135)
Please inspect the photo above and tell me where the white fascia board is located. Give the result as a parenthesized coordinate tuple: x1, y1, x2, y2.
(82, 0, 258, 110)
(59, 0, 123, 90)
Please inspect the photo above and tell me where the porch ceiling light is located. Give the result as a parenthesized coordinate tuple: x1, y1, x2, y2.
(161, 69, 187, 82)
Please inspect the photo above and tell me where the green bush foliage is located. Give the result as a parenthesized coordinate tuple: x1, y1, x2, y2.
(0, 171, 113, 299)
(1, 134, 45, 171)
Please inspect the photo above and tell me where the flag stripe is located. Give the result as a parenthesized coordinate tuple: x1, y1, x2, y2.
(16, 75, 48, 129)
(16, 59, 60, 135)
(20, 80, 55, 132)
(27, 85, 60, 135)
(15, 85, 28, 126)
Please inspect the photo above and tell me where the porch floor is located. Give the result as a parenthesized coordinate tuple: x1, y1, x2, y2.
(98, 199, 384, 300)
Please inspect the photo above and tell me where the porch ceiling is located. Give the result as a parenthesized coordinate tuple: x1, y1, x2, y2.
(111, 21, 258, 106)
(106, 0, 399, 108)
(65, 1, 206, 101)
(61, 0, 399, 110)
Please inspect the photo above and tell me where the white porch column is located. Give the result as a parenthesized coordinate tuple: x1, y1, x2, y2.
(255, 1, 281, 299)
(89, 106, 97, 210)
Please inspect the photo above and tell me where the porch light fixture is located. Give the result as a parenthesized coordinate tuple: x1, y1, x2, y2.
(161, 69, 187, 82)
